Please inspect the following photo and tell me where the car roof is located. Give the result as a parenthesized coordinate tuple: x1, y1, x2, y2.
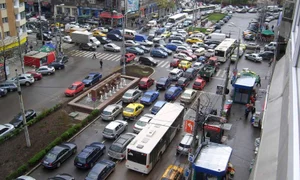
(186, 68, 195, 72)
(125, 89, 136, 94)
(181, 133, 193, 144)
(127, 103, 142, 108)
(39, 66, 49, 68)
(72, 81, 83, 85)
(184, 89, 196, 94)
(141, 77, 150, 81)
(154, 100, 166, 107)
(106, 121, 122, 129)
(169, 86, 179, 91)
(144, 90, 156, 95)
(195, 78, 205, 82)
(91, 162, 107, 174)
(138, 116, 152, 122)
(170, 68, 182, 73)
(78, 146, 97, 158)
(88, 72, 99, 76)
(51, 145, 67, 154)
(104, 104, 118, 111)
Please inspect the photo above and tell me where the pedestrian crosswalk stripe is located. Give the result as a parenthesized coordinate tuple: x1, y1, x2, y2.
(215, 70, 221, 77)
(221, 70, 226, 77)
(86, 52, 94, 58)
(157, 61, 165, 67)
(73, 51, 82, 56)
(160, 61, 169, 68)
(101, 53, 113, 59)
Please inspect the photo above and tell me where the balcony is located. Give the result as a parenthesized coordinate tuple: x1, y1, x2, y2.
(14, 5, 25, 14)
(16, 18, 26, 27)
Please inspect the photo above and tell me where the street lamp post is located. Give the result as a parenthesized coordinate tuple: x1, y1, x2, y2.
(120, 7, 132, 75)
(54, 4, 64, 53)
(37, 0, 43, 44)
(229, 22, 241, 77)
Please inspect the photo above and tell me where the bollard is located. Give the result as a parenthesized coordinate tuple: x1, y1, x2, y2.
(112, 86, 116, 93)
(120, 79, 124, 88)
(100, 95, 103, 102)
(123, 78, 127, 86)
(104, 92, 108, 100)
(109, 89, 112, 96)
(116, 84, 119, 91)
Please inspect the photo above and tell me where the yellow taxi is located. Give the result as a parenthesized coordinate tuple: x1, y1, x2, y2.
(161, 165, 184, 180)
(92, 30, 106, 37)
(161, 31, 171, 38)
(239, 43, 247, 51)
(152, 13, 159, 18)
(205, 28, 215, 35)
(186, 37, 203, 44)
(188, 30, 200, 35)
(178, 60, 192, 70)
(122, 103, 144, 120)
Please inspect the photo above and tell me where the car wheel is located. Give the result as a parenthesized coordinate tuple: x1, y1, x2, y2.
(25, 82, 30, 86)
(48, 72, 51, 75)
(57, 162, 61, 168)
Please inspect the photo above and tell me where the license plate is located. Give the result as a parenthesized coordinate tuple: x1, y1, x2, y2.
(43, 161, 49, 165)
(77, 163, 82, 166)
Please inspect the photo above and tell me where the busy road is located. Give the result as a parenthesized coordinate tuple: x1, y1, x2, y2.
(24, 11, 275, 179)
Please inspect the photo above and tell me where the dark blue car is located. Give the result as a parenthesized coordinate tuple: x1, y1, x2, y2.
(0, 88, 7, 97)
(85, 160, 115, 180)
(49, 62, 65, 70)
(140, 90, 159, 105)
(156, 77, 171, 90)
(197, 56, 207, 62)
(126, 47, 144, 55)
(156, 47, 172, 55)
(151, 100, 167, 114)
(150, 49, 168, 58)
(74, 142, 105, 169)
(165, 43, 178, 51)
(82, 73, 102, 87)
(165, 86, 183, 101)
(155, 28, 166, 35)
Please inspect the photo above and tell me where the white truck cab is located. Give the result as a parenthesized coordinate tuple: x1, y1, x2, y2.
(89, 37, 100, 47)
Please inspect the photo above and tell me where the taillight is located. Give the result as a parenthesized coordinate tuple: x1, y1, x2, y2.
(85, 164, 89, 167)
(121, 154, 124, 158)
(49, 163, 52, 166)
(146, 165, 149, 168)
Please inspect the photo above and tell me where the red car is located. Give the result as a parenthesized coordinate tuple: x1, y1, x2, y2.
(181, 51, 197, 61)
(64, 81, 85, 96)
(125, 53, 136, 63)
(170, 59, 180, 68)
(26, 71, 42, 81)
(193, 78, 206, 90)
(139, 77, 155, 89)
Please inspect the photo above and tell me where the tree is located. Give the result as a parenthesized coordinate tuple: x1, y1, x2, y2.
(155, 0, 175, 9)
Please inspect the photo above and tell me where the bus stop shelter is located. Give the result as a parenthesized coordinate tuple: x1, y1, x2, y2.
(193, 142, 232, 180)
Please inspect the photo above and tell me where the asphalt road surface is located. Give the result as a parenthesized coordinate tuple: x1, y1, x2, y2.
(1, 12, 277, 179)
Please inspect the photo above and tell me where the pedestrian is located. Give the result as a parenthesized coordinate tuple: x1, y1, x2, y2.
(99, 59, 103, 68)
(256, 75, 261, 87)
(272, 25, 274, 30)
(92, 53, 97, 59)
(131, 20, 134, 27)
(268, 58, 273, 67)
(29, 44, 33, 51)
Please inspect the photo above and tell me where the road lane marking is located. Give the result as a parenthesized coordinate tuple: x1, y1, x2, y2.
(216, 70, 221, 77)
(86, 52, 94, 58)
(157, 61, 165, 67)
(160, 61, 170, 68)
(221, 70, 226, 77)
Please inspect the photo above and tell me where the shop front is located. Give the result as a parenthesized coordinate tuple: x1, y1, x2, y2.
(99, 11, 124, 27)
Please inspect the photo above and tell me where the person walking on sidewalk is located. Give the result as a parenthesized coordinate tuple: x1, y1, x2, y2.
(256, 75, 261, 87)
(99, 59, 103, 68)
(29, 44, 33, 51)
(92, 53, 97, 59)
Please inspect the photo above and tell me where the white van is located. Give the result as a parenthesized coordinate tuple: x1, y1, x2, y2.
(147, 20, 157, 27)
(123, 29, 137, 40)
(194, 48, 206, 56)
(89, 37, 100, 47)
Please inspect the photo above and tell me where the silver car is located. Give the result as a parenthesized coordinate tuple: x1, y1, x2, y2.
(122, 89, 142, 103)
(10, 74, 35, 86)
(133, 114, 154, 134)
(102, 120, 128, 139)
(108, 133, 136, 160)
(0, 124, 15, 138)
(124, 40, 140, 47)
(37, 66, 55, 75)
(176, 133, 194, 155)
(101, 104, 123, 121)
(180, 89, 197, 104)
(103, 43, 121, 52)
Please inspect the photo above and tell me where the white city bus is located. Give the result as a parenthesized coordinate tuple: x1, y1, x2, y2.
(214, 38, 237, 62)
(168, 13, 188, 25)
(125, 103, 184, 174)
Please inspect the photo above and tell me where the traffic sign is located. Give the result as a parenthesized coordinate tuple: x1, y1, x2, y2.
(184, 120, 195, 134)
(185, 168, 190, 177)
(216, 85, 223, 95)
(188, 153, 194, 162)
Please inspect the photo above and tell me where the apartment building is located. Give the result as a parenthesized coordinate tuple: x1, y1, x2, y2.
(0, 0, 27, 49)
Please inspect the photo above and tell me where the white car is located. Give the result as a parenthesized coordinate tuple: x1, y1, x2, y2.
(180, 89, 197, 104)
(37, 66, 55, 75)
(62, 36, 72, 43)
(133, 114, 155, 133)
(102, 120, 128, 139)
(176, 46, 193, 53)
(173, 53, 192, 61)
(10, 73, 35, 86)
(26, 29, 33, 34)
(177, 30, 188, 38)
(125, 40, 140, 47)
(140, 40, 153, 47)
(95, 27, 109, 33)
(245, 53, 263, 62)
(194, 48, 206, 56)
(165, 23, 174, 29)
(16, 176, 36, 180)
(103, 43, 121, 52)
(204, 49, 215, 57)
(0, 124, 15, 138)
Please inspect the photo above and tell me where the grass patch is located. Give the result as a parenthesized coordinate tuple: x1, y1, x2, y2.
(207, 13, 226, 22)
(187, 27, 207, 33)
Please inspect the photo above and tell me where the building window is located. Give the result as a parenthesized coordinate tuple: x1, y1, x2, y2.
(19, 2, 24, 7)
(0, 3, 6, 9)
(4, 32, 10, 37)
(2, 17, 8, 23)
(21, 12, 25, 19)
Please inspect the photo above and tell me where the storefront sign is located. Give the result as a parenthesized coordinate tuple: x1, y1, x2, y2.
(127, 0, 139, 13)
(204, 125, 221, 132)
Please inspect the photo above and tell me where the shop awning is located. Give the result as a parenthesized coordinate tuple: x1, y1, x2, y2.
(262, 29, 274, 36)
(100, 11, 124, 19)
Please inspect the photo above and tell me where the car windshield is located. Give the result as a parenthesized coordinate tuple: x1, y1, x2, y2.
(76, 157, 86, 163)
(68, 85, 76, 90)
(179, 143, 191, 148)
(123, 92, 132, 97)
(45, 152, 57, 161)
(143, 94, 152, 99)
(85, 75, 94, 80)
(166, 90, 173, 95)
(102, 111, 111, 115)
(182, 92, 190, 98)
(194, 82, 201, 86)
(152, 106, 160, 111)
(136, 120, 147, 127)
(124, 107, 134, 112)
(109, 144, 122, 153)
(139, 81, 146, 85)
(87, 171, 99, 179)
(104, 128, 113, 133)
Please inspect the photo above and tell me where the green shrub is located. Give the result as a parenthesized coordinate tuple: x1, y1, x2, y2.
(28, 149, 46, 167)
(6, 164, 28, 180)
(73, 123, 82, 131)
(207, 13, 226, 22)
(45, 137, 62, 151)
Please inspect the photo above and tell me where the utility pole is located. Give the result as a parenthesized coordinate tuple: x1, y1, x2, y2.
(38, 0, 43, 44)
(1, 38, 7, 80)
(188, 98, 200, 180)
(15, 69, 31, 147)
(16, 27, 25, 74)
(220, 61, 230, 114)
(54, 7, 58, 52)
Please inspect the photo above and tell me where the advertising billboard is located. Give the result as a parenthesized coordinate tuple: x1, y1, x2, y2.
(127, 0, 139, 13)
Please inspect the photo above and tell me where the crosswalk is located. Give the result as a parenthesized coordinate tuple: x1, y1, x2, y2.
(67, 50, 121, 61)
(67, 50, 228, 79)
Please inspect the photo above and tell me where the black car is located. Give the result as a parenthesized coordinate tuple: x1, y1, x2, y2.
(36, 32, 52, 41)
(96, 36, 112, 44)
(10, 109, 37, 128)
(74, 142, 106, 169)
(49, 62, 65, 70)
(176, 77, 190, 89)
(56, 55, 69, 64)
(136, 45, 150, 53)
(138, 56, 158, 66)
(42, 142, 77, 169)
(48, 173, 75, 180)
(208, 44, 217, 49)
(156, 77, 171, 90)
(79, 43, 96, 51)
(258, 51, 274, 60)
(204, 40, 221, 45)
(169, 36, 185, 43)
(85, 160, 115, 180)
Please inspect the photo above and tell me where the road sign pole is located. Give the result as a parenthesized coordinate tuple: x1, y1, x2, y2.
(188, 98, 200, 180)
